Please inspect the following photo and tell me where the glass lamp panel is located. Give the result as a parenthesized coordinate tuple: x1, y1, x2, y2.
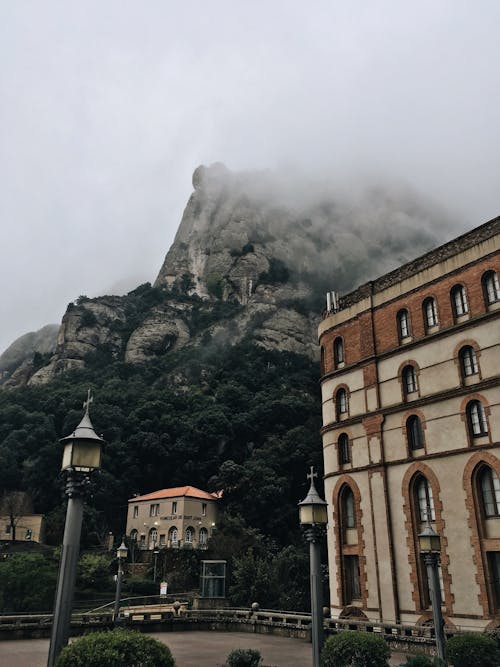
(72, 441, 102, 471)
(418, 533, 432, 552)
(313, 504, 328, 524)
(61, 443, 73, 470)
(299, 504, 314, 525)
(117, 543, 128, 559)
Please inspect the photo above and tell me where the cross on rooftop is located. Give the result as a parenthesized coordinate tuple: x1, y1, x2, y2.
(307, 466, 317, 483)
(83, 388, 93, 414)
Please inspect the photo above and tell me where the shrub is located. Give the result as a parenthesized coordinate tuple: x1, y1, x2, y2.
(486, 626, 500, 649)
(226, 648, 262, 667)
(320, 631, 390, 667)
(55, 629, 175, 667)
(400, 655, 445, 667)
(444, 633, 500, 667)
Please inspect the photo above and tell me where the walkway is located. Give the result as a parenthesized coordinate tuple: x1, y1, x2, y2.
(0, 631, 408, 666)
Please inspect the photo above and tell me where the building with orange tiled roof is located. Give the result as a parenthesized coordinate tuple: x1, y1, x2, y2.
(126, 485, 219, 550)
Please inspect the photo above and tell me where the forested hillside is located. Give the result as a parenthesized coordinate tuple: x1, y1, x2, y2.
(0, 332, 322, 549)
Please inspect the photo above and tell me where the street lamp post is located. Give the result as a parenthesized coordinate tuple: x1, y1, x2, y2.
(113, 539, 128, 625)
(153, 546, 159, 583)
(418, 522, 446, 662)
(47, 390, 104, 667)
(298, 467, 328, 667)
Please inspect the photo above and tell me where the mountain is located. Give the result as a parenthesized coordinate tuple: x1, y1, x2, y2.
(1, 164, 448, 389)
(0, 325, 59, 385)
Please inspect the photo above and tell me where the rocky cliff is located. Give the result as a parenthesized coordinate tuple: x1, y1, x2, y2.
(2, 164, 449, 388)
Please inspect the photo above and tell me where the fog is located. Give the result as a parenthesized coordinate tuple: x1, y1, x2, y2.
(1, 1, 499, 354)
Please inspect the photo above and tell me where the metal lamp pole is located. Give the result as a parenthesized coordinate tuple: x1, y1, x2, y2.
(299, 467, 328, 667)
(47, 391, 104, 667)
(113, 540, 128, 625)
(418, 522, 446, 662)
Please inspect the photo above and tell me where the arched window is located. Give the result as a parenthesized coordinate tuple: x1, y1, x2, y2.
(199, 527, 209, 545)
(467, 400, 488, 437)
(336, 388, 349, 420)
(320, 346, 325, 375)
(482, 270, 500, 306)
(168, 526, 178, 544)
(185, 526, 195, 543)
(423, 297, 438, 330)
(338, 433, 350, 465)
(339, 485, 360, 603)
(402, 364, 418, 397)
(451, 284, 468, 318)
(415, 476, 435, 523)
(479, 468, 500, 518)
(397, 309, 410, 340)
(341, 486, 356, 529)
(333, 337, 345, 367)
(459, 345, 479, 378)
(130, 529, 138, 542)
(407, 415, 424, 451)
(149, 528, 158, 548)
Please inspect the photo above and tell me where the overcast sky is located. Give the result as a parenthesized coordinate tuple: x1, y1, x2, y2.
(1, 1, 499, 354)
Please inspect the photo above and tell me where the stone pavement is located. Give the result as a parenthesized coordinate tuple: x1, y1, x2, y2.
(0, 631, 409, 666)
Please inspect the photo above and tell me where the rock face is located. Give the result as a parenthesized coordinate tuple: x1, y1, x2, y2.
(2, 164, 450, 387)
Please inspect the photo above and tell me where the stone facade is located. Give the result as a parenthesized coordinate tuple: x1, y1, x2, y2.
(126, 486, 219, 550)
(318, 215, 500, 630)
(0, 514, 45, 542)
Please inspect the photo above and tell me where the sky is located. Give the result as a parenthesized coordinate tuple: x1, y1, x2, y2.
(1, 1, 499, 354)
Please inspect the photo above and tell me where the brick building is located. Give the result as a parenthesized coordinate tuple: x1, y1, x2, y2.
(126, 486, 219, 550)
(318, 216, 500, 630)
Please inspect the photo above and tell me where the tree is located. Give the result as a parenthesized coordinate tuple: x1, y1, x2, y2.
(0, 491, 32, 541)
(0, 552, 57, 612)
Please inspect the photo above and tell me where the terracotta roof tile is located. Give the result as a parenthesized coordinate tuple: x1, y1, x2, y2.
(128, 486, 219, 503)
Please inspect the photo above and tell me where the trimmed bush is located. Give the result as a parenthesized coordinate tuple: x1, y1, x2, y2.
(444, 633, 500, 667)
(320, 631, 390, 667)
(226, 648, 262, 667)
(55, 629, 175, 667)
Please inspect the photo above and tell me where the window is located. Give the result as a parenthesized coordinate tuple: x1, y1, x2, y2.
(451, 284, 468, 318)
(415, 477, 435, 522)
(482, 271, 500, 305)
(321, 346, 325, 374)
(423, 297, 438, 329)
(199, 527, 209, 545)
(344, 555, 361, 602)
(336, 388, 348, 420)
(159, 533, 166, 546)
(172, 501, 177, 514)
(185, 526, 194, 543)
(133, 505, 138, 518)
(130, 529, 138, 542)
(480, 468, 500, 518)
(168, 526, 178, 543)
(402, 365, 418, 396)
(407, 415, 424, 451)
(467, 400, 488, 437)
(202, 503, 207, 516)
(342, 487, 356, 529)
(333, 337, 344, 367)
(397, 309, 410, 340)
(338, 433, 350, 465)
(149, 503, 159, 517)
(149, 528, 158, 546)
(488, 553, 500, 608)
(459, 345, 479, 378)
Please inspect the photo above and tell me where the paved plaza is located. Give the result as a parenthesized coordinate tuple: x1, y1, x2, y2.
(0, 630, 408, 666)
